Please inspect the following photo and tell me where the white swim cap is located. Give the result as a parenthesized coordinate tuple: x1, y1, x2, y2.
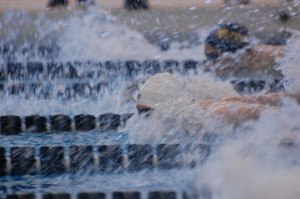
(137, 73, 185, 109)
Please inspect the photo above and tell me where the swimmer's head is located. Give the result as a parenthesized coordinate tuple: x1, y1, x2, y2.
(136, 73, 185, 113)
(205, 22, 249, 60)
(219, 22, 249, 36)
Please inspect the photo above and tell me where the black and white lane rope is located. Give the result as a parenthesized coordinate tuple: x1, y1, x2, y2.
(0, 60, 284, 96)
(0, 60, 200, 81)
(0, 143, 210, 176)
(0, 113, 133, 135)
(2, 190, 187, 199)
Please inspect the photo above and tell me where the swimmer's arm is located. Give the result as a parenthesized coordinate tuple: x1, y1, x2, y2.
(222, 96, 259, 104)
(241, 45, 285, 69)
(256, 93, 300, 106)
(252, 44, 285, 58)
(222, 93, 300, 107)
(200, 99, 262, 124)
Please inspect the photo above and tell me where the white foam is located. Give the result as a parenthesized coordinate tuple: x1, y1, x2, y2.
(193, 102, 300, 199)
(281, 32, 300, 94)
(55, 7, 206, 61)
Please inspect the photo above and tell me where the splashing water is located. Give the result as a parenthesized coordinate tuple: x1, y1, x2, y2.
(127, 73, 240, 144)
(127, 26, 300, 199)
(1, 3, 300, 198)
(0, 7, 208, 115)
(281, 32, 300, 94)
(192, 101, 300, 199)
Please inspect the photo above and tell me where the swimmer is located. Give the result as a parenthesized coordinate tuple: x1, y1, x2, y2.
(136, 73, 300, 125)
(205, 22, 249, 61)
(204, 22, 285, 80)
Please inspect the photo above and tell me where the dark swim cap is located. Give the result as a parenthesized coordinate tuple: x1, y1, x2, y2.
(205, 22, 249, 59)
(219, 22, 249, 36)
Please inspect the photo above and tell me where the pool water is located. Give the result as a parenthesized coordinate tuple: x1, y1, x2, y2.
(1, 4, 300, 199)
